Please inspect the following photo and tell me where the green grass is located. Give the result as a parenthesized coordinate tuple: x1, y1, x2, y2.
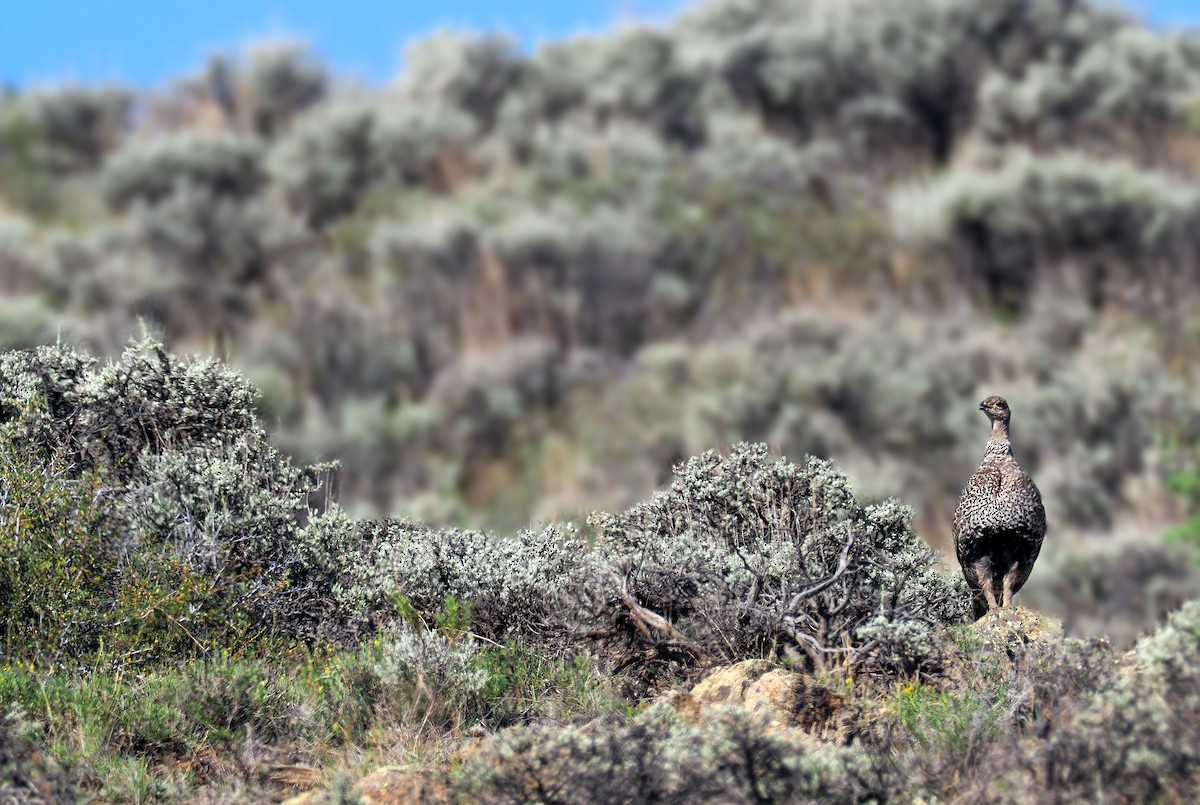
(0, 627, 621, 801)
(475, 641, 619, 726)
(894, 679, 1010, 757)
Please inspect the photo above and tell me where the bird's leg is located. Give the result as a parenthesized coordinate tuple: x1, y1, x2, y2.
(1001, 564, 1022, 609)
(974, 560, 1000, 612)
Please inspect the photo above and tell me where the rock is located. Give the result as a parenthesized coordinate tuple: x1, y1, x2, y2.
(281, 767, 450, 805)
(679, 659, 845, 739)
(972, 605, 1064, 663)
(689, 659, 772, 709)
(268, 765, 320, 790)
(353, 767, 449, 805)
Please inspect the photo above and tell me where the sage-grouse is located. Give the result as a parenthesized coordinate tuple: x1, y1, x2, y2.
(953, 395, 1046, 620)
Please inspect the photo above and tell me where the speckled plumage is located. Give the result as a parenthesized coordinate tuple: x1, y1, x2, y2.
(953, 395, 1046, 620)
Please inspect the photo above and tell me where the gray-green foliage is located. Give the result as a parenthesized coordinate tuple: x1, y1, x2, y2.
(0, 217, 47, 294)
(0, 339, 333, 654)
(0, 707, 73, 804)
(21, 86, 131, 172)
(891, 150, 1200, 311)
(135, 182, 292, 283)
(1031, 602, 1200, 802)
(339, 518, 590, 642)
(589, 28, 706, 147)
(254, 282, 422, 409)
(193, 43, 328, 138)
(103, 133, 292, 335)
(372, 204, 677, 359)
(103, 132, 264, 208)
(425, 336, 563, 469)
(372, 102, 478, 189)
(399, 32, 527, 130)
(978, 27, 1198, 149)
(0, 296, 58, 353)
(368, 624, 489, 729)
(494, 37, 602, 143)
(240, 43, 329, 137)
(580, 305, 1200, 547)
(269, 103, 376, 226)
(487, 206, 668, 354)
(0, 86, 128, 212)
(686, 0, 1132, 160)
(586, 443, 968, 673)
(130, 439, 309, 573)
(453, 703, 893, 804)
(1022, 539, 1200, 647)
(497, 27, 705, 151)
(270, 100, 476, 226)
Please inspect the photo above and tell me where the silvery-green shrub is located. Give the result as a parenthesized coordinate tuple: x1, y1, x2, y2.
(398, 32, 527, 130)
(241, 43, 329, 137)
(890, 150, 1200, 312)
(0, 338, 339, 657)
(22, 85, 131, 172)
(453, 703, 895, 803)
(371, 101, 478, 190)
(977, 27, 1197, 149)
(269, 103, 376, 226)
(103, 132, 264, 208)
(584, 442, 969, 673)
(1035, 602, 1200, 801)
(188, 43, 328, 137)
(588, 28, 706, 147)
(344, 518, 590, 642)
(680, 0, 1138, 162)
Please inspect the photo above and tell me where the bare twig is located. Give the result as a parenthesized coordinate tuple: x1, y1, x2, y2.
(786, 525, 855, 611)
(619, 572, 705, 658)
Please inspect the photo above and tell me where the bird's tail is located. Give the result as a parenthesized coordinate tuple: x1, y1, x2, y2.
(971, 593, 989, 621)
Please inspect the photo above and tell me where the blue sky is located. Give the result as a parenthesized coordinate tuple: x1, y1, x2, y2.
(1, 0, 1196, 89)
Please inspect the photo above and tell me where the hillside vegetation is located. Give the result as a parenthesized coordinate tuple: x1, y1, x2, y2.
(4, 0, 1200, 800)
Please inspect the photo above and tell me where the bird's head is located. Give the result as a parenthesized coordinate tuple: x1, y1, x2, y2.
(979, 395, 1011, 424)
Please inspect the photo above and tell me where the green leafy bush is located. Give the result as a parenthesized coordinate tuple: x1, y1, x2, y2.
(0, 339, 333, 664)
(1168, 455, 1200, 561)
(0, 439, 114, 663)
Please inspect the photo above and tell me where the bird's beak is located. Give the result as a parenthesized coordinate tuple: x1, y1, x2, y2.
(978, 403, 986, 411)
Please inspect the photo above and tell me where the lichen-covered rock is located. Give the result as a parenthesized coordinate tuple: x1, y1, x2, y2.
(971, 605, 1064, 665)
(281, 767, 449, 805)
(354, 767, 449, 805)
(681, 660, 846, 739)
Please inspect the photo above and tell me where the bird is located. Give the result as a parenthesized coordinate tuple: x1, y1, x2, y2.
(953, 395, 1046, 620)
